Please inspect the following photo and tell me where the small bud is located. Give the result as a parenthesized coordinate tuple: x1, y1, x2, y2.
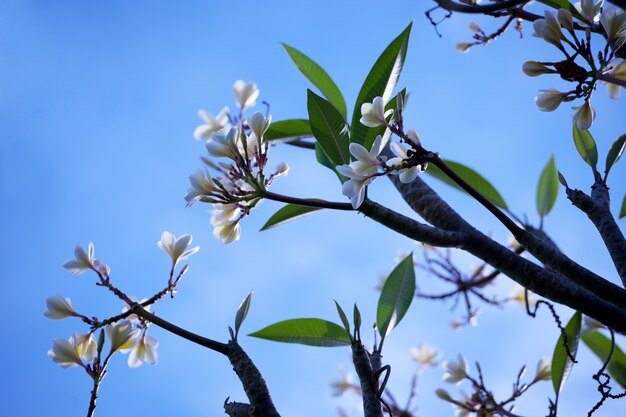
(557, 9, 574, 32)
(469, 22, 482, 33)
(455, 41, 473, 53)
(436, 388, 454, 402)
(534, 357, 552, 381)
(522, 61, 554, 77)
(572, 101, 595, 131)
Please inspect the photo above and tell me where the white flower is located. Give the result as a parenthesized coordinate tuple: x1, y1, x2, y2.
(451, 391, 479, 417)
(48, 332, 96, 368)
(336, 136, 384, 209)
(157, 231, 200, 266)
(360, 97, 392, 128)
(522, 61, 554, 77)
(193, 107, 230, 141)
(63, 243, 95, 275)
(533, 11, 565, 49)
(92, 259, 110, 277)
(410, 342, 441, 367)
(387, 142, 423, 183)
(44, 295, 77, 320)
(600, 7, 626, 46)
(106, 320, 140, 352)
(211, 203, 241, 227)
(128, 333, 159, 368)
(469, 22, 482, 33)
(455, 41, 473, 53)
(572, 101, 595, 131)
(558, 9, 575, 32)
(213, 220, 241, 244)
(405, 129, 421, 146)
(442, 354, 469, 384)
(274, 162, 290, 177)
(602, 58, 626, 100)
(535, 89, 565, 112)
(122, 297, 151, 324)
(206, 127, 240, 159)
(185, 169, 221, 207)
(575, 0, 604, 24)
(247, 111, 271, 140)
(234, 80, 259, 110)
(509, 284, 537, 308)
(534, 357, 552, 381)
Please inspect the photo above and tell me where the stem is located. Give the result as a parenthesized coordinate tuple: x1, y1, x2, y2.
(263, 191, 354, 211)
(86, 377, 100, 417)
(597, 72, 626, 88)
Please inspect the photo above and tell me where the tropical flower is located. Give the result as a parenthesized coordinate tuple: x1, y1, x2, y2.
(575, 0, 604, 24)
(451, 391, 479, 417)
(533, 11, 565, 49)
(193, 107, 230, 141)
(213, 220, 241, 244)
(535, 89, 565, 112)
(48, 332, 96, 368)
(572, 101, 595, 131)
(128, 333, 159, 368)
(410, 342, 441, 368)
(206, 127, 240, 160)
(600, 7, 626, 46)
(274, 162, 290, 177)
(336, 135, 384, 209)
(442, 354, 469, 384)
(387, 142, 424, 183)
(360, 97, 392, 128)
(157, 231, 200, 266)
(184, 169, 221, 207)
(534, 357, 552, 381)
(234, 80, 259, 110)
(509, 284, 537, 308)
(557, 8, 575, 32)
(602, 58, 626, 99)
(455, 41, 473, 53)
(44, 295, 77, 320)
(106, 320, 140, 352)
(63, 243, 95, 275)
(522, 61, 554, 77)
(247, 111, 271, 140)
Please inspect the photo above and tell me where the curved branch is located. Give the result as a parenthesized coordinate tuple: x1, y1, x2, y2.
(434, 0, 529, 14)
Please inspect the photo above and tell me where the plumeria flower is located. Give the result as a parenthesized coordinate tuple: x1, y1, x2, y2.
(534, 357, 552, 381)
(533, 11, 565, 49)
(451, 391, 479, 417)
(600, 7, 626, 47)
(106, 320, 140, 352)
(213, 220, 241, 244)
(535, 89, 566, 112)
(336, 135, 384, 209)
(274, 162, 290, 177)
(184, 168, 222, 207)
(247, 112, 271, 141)
(410, 342, 441, 368)
(92, 259, 110, 277)
(572, 101, 595, 131)
(360, 96, 393, 128)
(557, 9, 575, 32)
(157, 231, 200, 266)
(234, 80, 259, 110)
(442, 354, 469, 384)
(206, 127, 240, 160)
(48, 332, 96, 368)
(575, 0, 604, 24)
(128, 332, 159, 368)
(44, 295, 77, 320)
(122, 297, 151, 324)
(63, 243, 95, 275)
(193, 107, 230, 141)
(602, 58, 626, 99)
(387, 142, 424, 183)
(522, 61, 555, 77)
(509, 284, 537, 308)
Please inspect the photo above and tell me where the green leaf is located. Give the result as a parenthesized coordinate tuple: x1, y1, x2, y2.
(234, 291, 252, 338)
(315, 143, 345, 182)
(265, 119, 312, 142)
(334, 300, 351, 337)
(353, 303, 362, 334)
(572, 124, 598, 168)
(307, 89, 350, 167)
(350, 23, 412, 145)
(282, 44, 347, 119)
(605, 134, 626, 176)
(620, 194, 626, 219)
(425, 160, 508, 209)
(536, 0, 585, 20)
(377, 253, 416, 338)
(249, 318, 351, 347)
(363, 89, 406, 151)
(582, 331, 626, 388)
(537, 155, 559, 218)
(260, 203, 322, 231)
(551, 311, 582, 399)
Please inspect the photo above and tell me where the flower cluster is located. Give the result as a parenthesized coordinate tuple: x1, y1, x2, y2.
(336, 96, 427, 209)
(522, 1, 626, 130)
(188, 81, 289, 243)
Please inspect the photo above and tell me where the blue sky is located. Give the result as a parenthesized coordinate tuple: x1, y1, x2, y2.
(1, 1, 625, 416)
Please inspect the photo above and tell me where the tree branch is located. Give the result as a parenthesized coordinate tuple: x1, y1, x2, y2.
(434, 0, 529, 14)
(352, 341, 384, 417)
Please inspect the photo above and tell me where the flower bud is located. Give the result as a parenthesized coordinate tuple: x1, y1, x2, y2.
(534, 357, 552, 381)
(455, 41, 472, 53)
(535, 89, 565, 112)
(44, 295, 76, 320)
(572, 101, 595, 131)
(436, 389, 454, 402)
(522, 61, 553, 77)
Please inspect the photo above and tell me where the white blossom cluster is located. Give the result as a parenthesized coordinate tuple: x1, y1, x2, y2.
(189, 81, 289, 243)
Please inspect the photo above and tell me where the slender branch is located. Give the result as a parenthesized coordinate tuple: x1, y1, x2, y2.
(263, 191, 354, 211)
(86, 377, 100, 417)
(352, 341, 384, 417)
(597, 72, 626, 88)
(284, 139, 315, 149)
(567, 184, 626, 287)
(434, 0, 529, 14)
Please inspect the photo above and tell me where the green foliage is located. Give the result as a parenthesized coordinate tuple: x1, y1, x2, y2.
(537, 0, 584, 20)
(582, 331, 626, 388)
(265, 119, 312, 142)
(551, 311, 582, 400)
(605, 134, 626, 177)
(334, 300, 351, 339)
(353, 303, 362, 335)
(282, 43, 347, 119)
(620, 194, 626, 219)
(376, 254, 415, 338)
(537, 155, 559, 218)
(307, 90, 350, 168)
(426, 160, 508, 209)
(572, 124, 598, 169)
(260, 203, 322, 231)
(234, 292, 252, 338)
(249, 318, 351, 347)
(350, 23, 411, 145)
